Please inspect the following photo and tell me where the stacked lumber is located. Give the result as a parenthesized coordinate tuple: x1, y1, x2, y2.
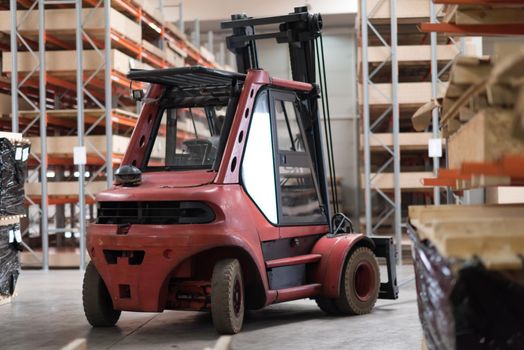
(409, 204, 524, 349)
(416, 51, 524, 192)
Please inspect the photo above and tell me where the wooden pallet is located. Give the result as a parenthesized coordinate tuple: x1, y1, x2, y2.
(409, 204, 524, 270)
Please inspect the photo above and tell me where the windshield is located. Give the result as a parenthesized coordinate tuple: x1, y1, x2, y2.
(145, 105, 228, 170)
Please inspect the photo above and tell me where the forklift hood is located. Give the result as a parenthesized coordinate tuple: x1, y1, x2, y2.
(96, 170, 216, 202)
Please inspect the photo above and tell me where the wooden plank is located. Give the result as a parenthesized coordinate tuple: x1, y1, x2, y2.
(447, 108, 524, 169)
(367, 45, 458, 63)
(0, 9, 141, 44)
(409, 204, 524, 226)
(360, 82, 448, 106)
(409, 204, 524, 270)
(2, 49, 150, 76)
(417, 218, 524, 270)
(366, 132, 441, 151)
(363, 172, 432, 191)
(485, 187, 524, 204)
(412, 100, 441, 131)
(25, 181, 107, 196)
(456, 7, 524, 25)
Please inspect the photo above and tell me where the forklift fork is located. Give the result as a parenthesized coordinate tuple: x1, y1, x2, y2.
(371, 236, 399, 300)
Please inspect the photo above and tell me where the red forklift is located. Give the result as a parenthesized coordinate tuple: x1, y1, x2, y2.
(83, 7, 398, 334)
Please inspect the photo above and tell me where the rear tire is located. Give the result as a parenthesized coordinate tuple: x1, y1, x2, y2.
(82, 261, 121, 327)
(316, 247, 380, 315)
(211, 259, 244, 334)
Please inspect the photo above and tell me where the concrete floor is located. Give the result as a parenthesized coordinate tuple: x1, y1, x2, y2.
(0, 266, 421, 350)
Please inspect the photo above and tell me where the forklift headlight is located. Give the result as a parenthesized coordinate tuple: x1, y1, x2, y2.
(114, 165, 142, 186)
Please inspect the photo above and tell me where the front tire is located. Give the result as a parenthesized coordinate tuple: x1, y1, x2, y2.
(211, 259, 244, 334)
(316, 247, 380, 315)
(82, 261, 121, 327)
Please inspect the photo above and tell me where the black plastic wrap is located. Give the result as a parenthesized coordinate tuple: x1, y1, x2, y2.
(0, 138, 28, 216)
(409, 225, 524, 350)
(0, 224, 21, 297)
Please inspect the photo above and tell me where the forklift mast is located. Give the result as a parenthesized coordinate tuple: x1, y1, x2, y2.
(222, 7, 337, 224)
(221, 6, 322, 85)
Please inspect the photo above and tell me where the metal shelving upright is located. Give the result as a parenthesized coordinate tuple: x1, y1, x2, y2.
(360, 0, 402, 264)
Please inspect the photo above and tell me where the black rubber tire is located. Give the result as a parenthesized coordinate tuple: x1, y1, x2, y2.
(82, 261, 121, 327)
(335, 247, 380, 315)
(211, 259, 245, 334)
(316, 247, 380, 316)
(315, 296, 341, 315)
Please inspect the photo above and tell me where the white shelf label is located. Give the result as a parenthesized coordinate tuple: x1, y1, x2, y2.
(428, 138, 443, 158)
(73, 146, 87, 165)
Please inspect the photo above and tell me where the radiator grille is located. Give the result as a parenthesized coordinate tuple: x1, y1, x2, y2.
(96, 201, 215, 225)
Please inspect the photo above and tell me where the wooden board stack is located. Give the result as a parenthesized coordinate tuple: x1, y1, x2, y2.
(415, 50, 524, 195)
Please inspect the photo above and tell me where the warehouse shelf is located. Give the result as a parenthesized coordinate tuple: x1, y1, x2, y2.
(420, 0, 524, 35)
(4, 0, 222, 269)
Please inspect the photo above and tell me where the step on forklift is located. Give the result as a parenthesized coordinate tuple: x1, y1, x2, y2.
(83, 7, 398, 334)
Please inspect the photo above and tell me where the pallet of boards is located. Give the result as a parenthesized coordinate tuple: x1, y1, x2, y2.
(408, 204, 524, 350)
(0, 132, 30, 301)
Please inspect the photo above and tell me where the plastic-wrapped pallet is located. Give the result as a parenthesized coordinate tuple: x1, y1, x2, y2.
(0, 223, 22, 297)
(0, 135, 30, 298)
(0, 138, 30, 216)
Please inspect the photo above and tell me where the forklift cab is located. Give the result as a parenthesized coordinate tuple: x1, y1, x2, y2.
(83, 8, 398, 335)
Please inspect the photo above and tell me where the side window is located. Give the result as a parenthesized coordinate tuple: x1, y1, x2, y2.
(273, 93, 324, 223)
(241, 91, 278, 223)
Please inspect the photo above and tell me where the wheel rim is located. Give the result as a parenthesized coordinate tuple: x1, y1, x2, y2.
(354, 261, 375, 302)
(233, 278, 242, 316)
